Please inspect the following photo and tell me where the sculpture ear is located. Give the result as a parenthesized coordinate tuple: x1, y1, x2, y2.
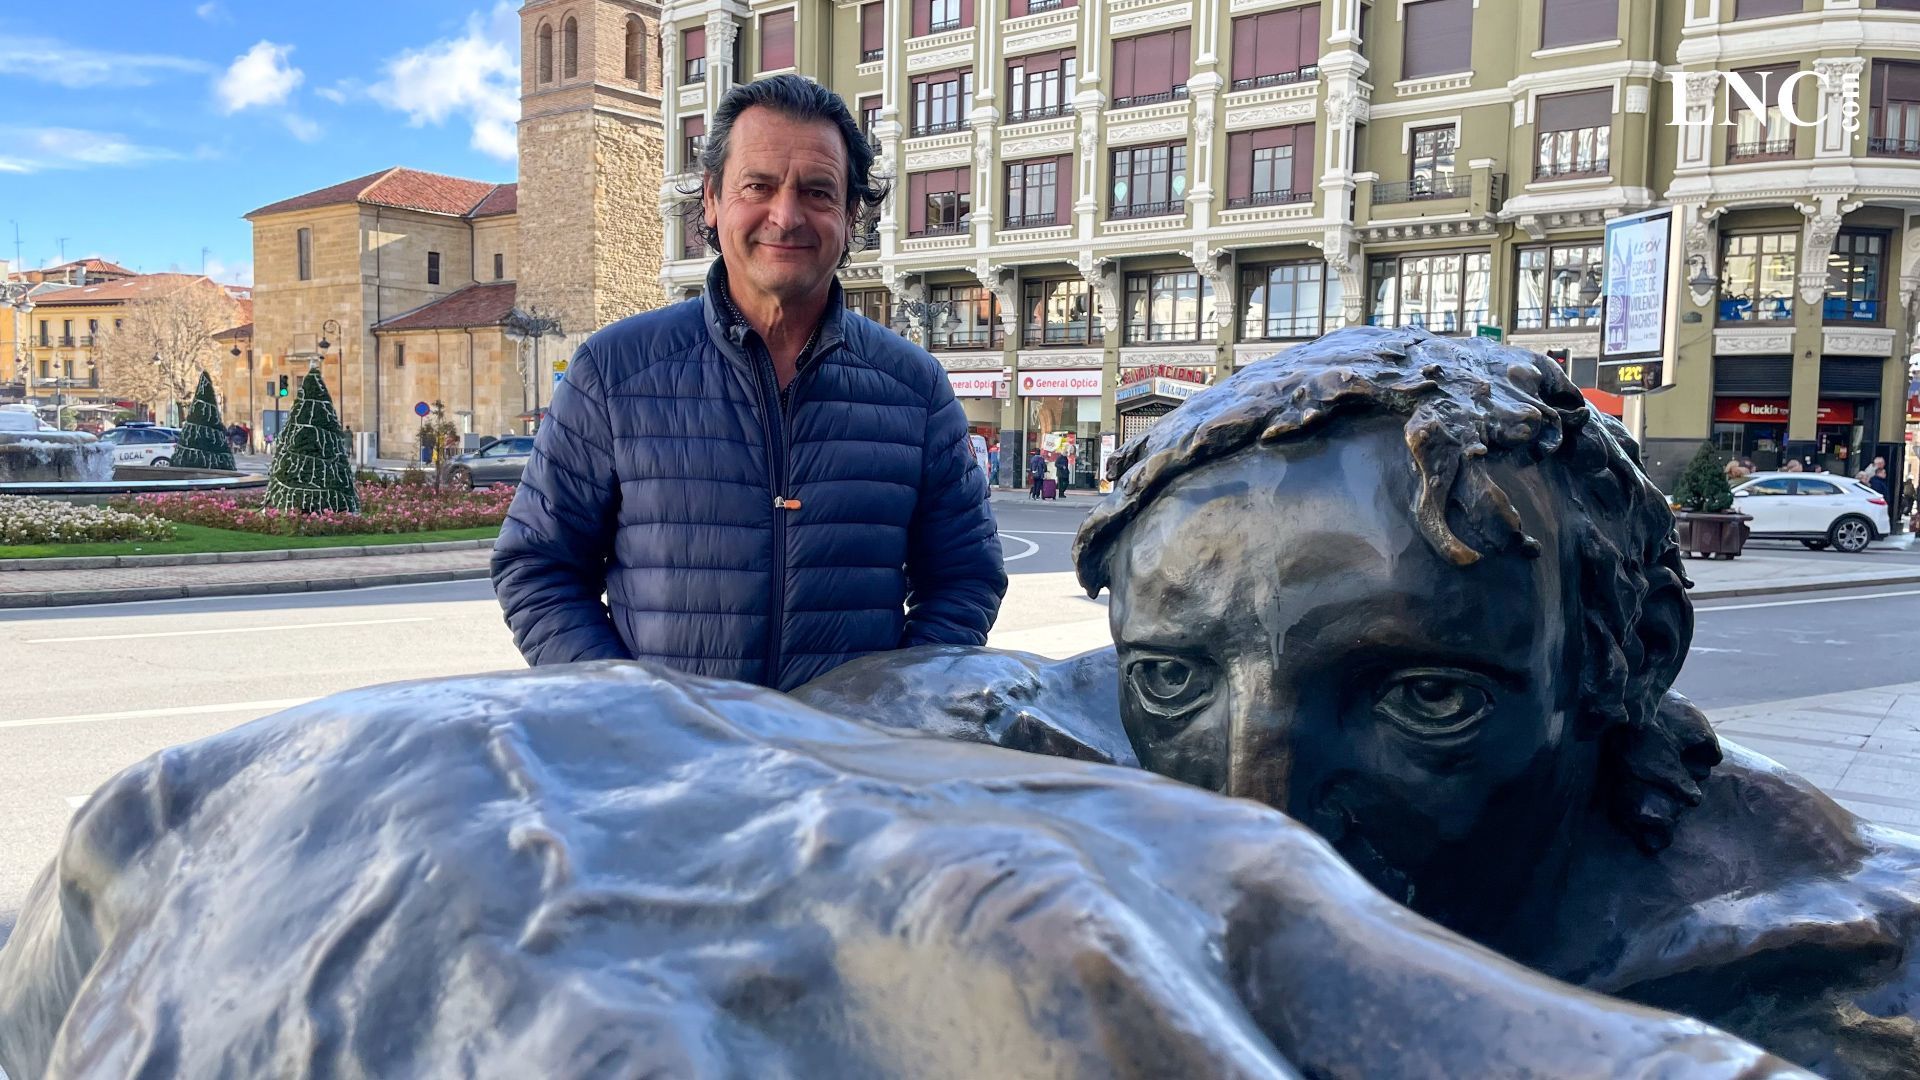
(1635, 567, 1693, 705)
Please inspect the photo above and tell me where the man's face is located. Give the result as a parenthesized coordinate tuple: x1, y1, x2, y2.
(1107, 417, 1588, 927)
(703, 107, 852, 309)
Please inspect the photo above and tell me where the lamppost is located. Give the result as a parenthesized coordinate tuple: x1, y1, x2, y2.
(504, 307, 562, 431)
(233, 343, 253, 453)
(2, 283, 34, 410)
(890, 297, 953, 348)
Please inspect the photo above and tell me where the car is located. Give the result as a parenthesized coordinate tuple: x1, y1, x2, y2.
(95, 425, 182, 467)
(1730, 471, 1890, 553)
(447, 436, 536, 488)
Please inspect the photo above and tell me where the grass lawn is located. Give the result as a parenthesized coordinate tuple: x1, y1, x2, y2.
(0, 523, 500, 560)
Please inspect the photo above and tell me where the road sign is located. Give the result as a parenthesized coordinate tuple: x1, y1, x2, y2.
(1474, 325, 1503, 341)
(414, 401, 431, 417)
(553, 357, 569, 374)
(554, 371, 565, 387)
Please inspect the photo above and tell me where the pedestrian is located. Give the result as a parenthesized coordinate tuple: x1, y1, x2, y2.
(1029, 450, 1045, 500)
(1785, 458, 1803, 473)
(1054, 451, 1071, 494)
(491, 75, 1005, 691)
(1723, 458, 1748, 481)
(988, 441, 1000, 487)
(1867, 455, 1890, 498)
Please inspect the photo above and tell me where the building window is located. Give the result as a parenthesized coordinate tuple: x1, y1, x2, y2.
(1240, 261, 1343, 339)
(845, 288, 892, 327)
(1402, 0, 1471, 80)
(1007, 51, 1075, 123)
(683, 27, 707, 83)
(1227, 125, 1313, 208)
(917, 0, 967, 35)
(1717, 232, 1798, 323)
(494, 253, 506, 280)
(1869, 61, 1920, 157)
(1022, 278, 1102, 346)
(929, 285, 1003, 350)
(1409, 124, 1458, 197)
(760, 9, 795, 71)
(1366, 250, 1492, 334)
(1006, 156, 1066, 228)
(907, 167, 971, 236)
(297, 227, 312, 281)
(626, 17, 646, 83)
(538, 22, 554, 83)
(1513, 243, 1602, 331)
(683, 115, 707, 165)
(1824, 232, 1885, 323)
(1109, 141, 1187, 219)
(859, 96, 881, 144)
(1111, 29, 1190, 109)
(395, 343, 406, 368)
(910, 69, 973, 136)
(1229, 7, 1320, 92)
(427, 251, 441, 285)
(1540, 0, 1617, 48)
(562, 16, 579, 78)
(1734, 0, 1802, 18)
(861, 2, 884, 61)
(1727, 65, 1796, 160)
(1125, 270, 1215, 344)
(36, 320, 47, 346)
(1009, 0, 1076, 13)
(1534, 89, 1611, 179)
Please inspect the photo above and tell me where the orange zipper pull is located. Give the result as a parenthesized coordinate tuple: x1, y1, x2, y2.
(774, 497, 802, 510)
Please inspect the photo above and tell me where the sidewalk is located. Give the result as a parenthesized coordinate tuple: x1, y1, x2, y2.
(1710, 680, 1920, 830)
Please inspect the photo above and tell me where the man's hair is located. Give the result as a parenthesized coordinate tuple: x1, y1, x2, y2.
(1072, 326, 1716, 852)
(680, 74, 887, 268)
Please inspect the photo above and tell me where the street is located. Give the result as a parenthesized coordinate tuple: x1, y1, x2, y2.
(3, 505, 1919, 941)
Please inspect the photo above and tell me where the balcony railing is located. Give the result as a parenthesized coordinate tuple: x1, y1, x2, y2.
(1373, 173, 1468, 203)
(912, 220, 969, 238)
(1868, 136, 1920, 158)
(1004, 212, 1063, 229)
(1023, 325, 1103, 347)
(1534, 158, 1610, 180)
(76, 335, 93, 347)
(1109, 199, 1183, 220)
(1228, 66, 1319, 92)
(913, 120, 967, 137)
(684, 62, 706, 84)
(862, 47, 884, 62)
(1028, 0, 1071, 11)
(929, 16, 963, 32)
(1226, 189, 1312, 209)
(1728, 138, 1794, 161)
(930, 327, 1006, 350)
(56, 335, 75, 346)
(1125, 325, 1208, 345)
(1006, 103, 1066, 124)
(1111, 84, 1187, 110)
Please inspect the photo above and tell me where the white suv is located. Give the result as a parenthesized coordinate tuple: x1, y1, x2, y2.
(95, 425, 181, 467)
(1731, 472, 1889, 553)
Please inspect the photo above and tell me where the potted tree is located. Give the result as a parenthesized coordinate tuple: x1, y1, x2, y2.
(1671, 442, 1750, 559)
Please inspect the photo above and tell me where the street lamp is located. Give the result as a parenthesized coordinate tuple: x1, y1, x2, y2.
(890, 298, 953, 347)
(504, 307, 563, 430)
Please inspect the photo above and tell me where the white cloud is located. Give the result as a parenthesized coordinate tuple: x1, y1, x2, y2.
(283, 114, 323, 142)
(0, 37, 208, 89)
(215, 41, 304, 114)
(203, 255, 254, 286)
(369, 2, 519, 161)
(316, 85, 349, 105)
(0, 127, 180, 173)
(194, 2, 227, 22)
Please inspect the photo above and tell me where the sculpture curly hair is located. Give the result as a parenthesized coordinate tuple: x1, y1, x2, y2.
(1072, 326, 1717, 853)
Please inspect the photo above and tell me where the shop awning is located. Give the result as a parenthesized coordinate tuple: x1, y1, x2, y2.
(1580, 387, 1624, 417)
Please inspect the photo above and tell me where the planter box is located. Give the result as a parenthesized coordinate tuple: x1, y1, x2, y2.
(1673, 510, 1752, 559)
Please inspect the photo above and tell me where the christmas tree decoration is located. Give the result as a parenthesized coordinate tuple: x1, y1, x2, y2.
(265, 364, 360, 514)
(173, 370, 236, 471)
(1673, 442, 1734, 513)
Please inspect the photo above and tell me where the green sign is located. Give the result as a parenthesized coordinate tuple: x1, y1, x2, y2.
(1475, 325, 1503, 341)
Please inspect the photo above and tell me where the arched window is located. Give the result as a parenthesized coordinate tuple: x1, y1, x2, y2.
(625, 17, 645, 83)
(563, 16, 579, 79)
(537, 23, 553, 83)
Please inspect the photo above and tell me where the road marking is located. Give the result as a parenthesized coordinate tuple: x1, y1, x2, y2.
(1697, 588, 1920, 613)
(23, 617, 432, 644)
(0, 697, 315, 731)
(998, 530, 1080, 535)
(1, 577, 488, 614)
(1000, 534, 1041, 563)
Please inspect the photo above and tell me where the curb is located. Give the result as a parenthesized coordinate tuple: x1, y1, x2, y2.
(0, 566, 494, 609)
(0, 538, 495, 572)
(1691, 571, 1920, 601)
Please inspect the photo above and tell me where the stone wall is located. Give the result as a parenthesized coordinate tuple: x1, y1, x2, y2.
(472, 217, 519, 283)
(374, 327, 525, 451)
(251, 203, 368, 438)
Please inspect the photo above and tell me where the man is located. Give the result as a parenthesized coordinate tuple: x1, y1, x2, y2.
(1868, 454, 1890, 498)
(491, 75, 1005, 691)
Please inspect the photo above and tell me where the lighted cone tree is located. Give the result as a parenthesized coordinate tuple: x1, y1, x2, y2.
(173, 370, 235, 471)
(265, 364, 359, 513)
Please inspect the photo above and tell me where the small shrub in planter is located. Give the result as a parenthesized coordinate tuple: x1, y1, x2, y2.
(1671, 443, 1748, 558)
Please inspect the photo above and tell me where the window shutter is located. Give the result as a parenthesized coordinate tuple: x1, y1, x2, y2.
(862, 4, 884, 52)
(1055, 154, 1074, 223)
(909, 173, 928, 232)
(1403, 0, 1472, 80)
(1293, 124, 1316, 195)
(1540, 0, 1617, 49)
(956, 166, 972, 195)
(1299, 4, 1320, 68)
(914, 0, 930, 36)
(1133, 34, 1169, 96)
(761, 10, 795, 70)
(684, 115, 705, 139)
(1174, 29, 1190, 86)
(1009, 0, 1028, 15)
(1882, 60, 1920, 102)
(1536, 88, 1611, 132)
(1113, 38, 1136, 99)
(1228, 132, 1253, 199)
(960, 0, 975, 28)
(1735, 0, 1803, 18)
(685, 26, 706, 61)
(1728, 64, 1798, 113)
(1258, 11, 1296, 80)
(1231, 16, 1257, 83)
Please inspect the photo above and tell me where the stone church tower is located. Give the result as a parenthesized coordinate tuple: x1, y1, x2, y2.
(518, 0, 668, 349)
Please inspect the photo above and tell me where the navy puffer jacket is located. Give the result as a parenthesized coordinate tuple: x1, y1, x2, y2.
(491, 263, 1006, 691)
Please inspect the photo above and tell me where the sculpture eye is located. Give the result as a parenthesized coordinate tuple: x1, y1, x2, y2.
(1375, 669, 1494, 737)
(1127, 657, 1215, 723)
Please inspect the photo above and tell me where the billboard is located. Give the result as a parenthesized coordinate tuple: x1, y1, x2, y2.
(1600, 207, 1675, 363)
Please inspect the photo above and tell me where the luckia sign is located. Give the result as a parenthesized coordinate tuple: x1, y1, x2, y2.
(1669, 69, 1861, 132)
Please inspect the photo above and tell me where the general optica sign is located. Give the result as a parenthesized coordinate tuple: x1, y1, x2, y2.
(1600, 207, 1675, 363)
(1019, 370, 1105, 397)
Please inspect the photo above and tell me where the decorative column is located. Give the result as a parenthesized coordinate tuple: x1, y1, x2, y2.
(877, 0, 905, 266)
(1675, 71, 1719, 171)
(1811, 57, 1864, 159)
(974, 258, 1020, 343)
(705, 13, 738, 111)
(1794, 196, 1853, 306)
(1189, 74, 1223, 231)
(1076, 252, 1121, 341)
(1072, 0, 1108, 240)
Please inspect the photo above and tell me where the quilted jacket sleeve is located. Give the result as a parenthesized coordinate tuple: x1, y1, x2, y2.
(901, 379, 1007, 647)
(491, 342, 632, 665)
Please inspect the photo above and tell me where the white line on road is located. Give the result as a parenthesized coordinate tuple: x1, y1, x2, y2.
(0, 697, 315, 731)
(2, 577, 486, 614)
(23, 617, 432, 644)
(1697, 588, 1920, 613)
(1000, 534, 1041, 562)
(997, 530, 1081, 535)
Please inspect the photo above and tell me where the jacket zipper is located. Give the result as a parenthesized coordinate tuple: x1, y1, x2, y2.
(746, 338, 791, 686)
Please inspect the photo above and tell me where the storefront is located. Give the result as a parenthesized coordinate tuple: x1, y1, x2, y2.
(1711, 357, 1793, 471)
(1115, 364, 1212, 443)
(1710, 397, 1859, 472)
(947, 370, 1009, 483)
(1019, 369, 1104, 491)
(1816, 357, 1884, 476)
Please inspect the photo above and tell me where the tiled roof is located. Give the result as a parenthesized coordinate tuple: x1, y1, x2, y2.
(24, 273, 208, 306)
(40, 258, 136, 276)
(373, 282, 518, 332)
(247, 168, 513, 220)
(468, 183, 518, 218)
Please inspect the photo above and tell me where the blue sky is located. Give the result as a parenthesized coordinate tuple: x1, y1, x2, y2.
(0, 1, 523, 286)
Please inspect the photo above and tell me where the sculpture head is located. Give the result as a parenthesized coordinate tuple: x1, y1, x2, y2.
(1073, 327, 1715, 927)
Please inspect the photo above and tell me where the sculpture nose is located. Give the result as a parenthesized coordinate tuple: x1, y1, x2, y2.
(1224, 666, 1291, 812)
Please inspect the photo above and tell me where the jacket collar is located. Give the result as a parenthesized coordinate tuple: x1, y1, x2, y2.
(701, 258, 847, 361)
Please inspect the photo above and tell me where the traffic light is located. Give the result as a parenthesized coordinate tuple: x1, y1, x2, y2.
(278, 374, 289, 398)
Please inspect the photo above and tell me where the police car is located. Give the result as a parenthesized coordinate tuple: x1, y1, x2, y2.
(94, 423, 182, 467)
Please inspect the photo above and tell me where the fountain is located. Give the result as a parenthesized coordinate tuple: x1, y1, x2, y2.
(0, 405, 114, 483)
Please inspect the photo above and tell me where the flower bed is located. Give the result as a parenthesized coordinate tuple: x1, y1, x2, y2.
(0, 495, 175, 545)
(117, 483, 515, 537)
